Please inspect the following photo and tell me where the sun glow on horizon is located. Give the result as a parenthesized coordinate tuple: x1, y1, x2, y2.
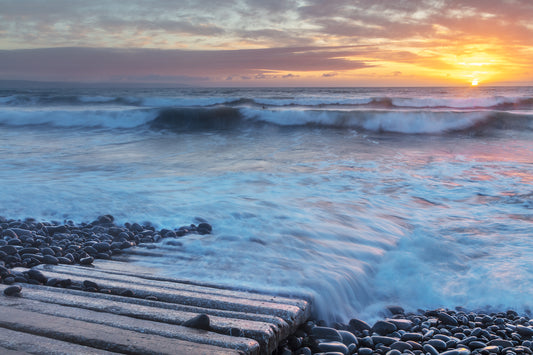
(471, 79, 479, 86)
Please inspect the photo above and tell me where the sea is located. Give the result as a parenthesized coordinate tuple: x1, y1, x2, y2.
(0, 86, 532, 323)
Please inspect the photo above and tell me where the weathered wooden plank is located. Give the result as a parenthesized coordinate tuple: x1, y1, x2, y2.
(0, 306, 241, 355)
(0, 326, 121, 355)
(0, 293, 260, 354)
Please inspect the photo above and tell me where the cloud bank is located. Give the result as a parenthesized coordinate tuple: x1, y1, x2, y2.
(1, 0, 532, 85)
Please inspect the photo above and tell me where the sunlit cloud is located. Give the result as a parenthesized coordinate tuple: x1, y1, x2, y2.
(0, 0, 532, 85)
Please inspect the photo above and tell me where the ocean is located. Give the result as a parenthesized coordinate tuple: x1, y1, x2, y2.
(0, 86, 532, 323)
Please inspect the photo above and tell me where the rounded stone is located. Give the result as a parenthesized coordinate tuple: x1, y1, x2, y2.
(0, 245, 18, 255)
(183, 314, 210, 331)
(358, 348, 373, 355)
(4, 285, 22, 296)
(517, 325, 533, 337)
(43, 254, 59, 265)
(27, 269, 47, 283)
(423, 343, 440, 355)
(402, 332, 423, 342)
(79, 256, 94, 265)
(83, 280, 99, 290)
(438, 312, 459, 326)
(317, 341, 349, 355)
(427, 339, 447, 351)
(385, 350, 402, 355)
(372, 321, 397, 335)
(310, 326, 343, 342)
(349, 318, 372, 332)
(338, 330, 358, 346)
(390, 341, 413, 352)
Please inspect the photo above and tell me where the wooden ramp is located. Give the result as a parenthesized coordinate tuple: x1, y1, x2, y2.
(0, 260, 311, 355)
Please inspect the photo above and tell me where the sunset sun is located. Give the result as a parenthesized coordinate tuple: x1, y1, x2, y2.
(471, 79, 479, 86)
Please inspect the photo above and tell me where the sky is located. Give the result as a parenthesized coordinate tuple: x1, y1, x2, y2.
(1, 0, 532, 86)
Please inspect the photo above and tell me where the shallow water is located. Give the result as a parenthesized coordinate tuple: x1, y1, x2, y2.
(1, 86, 532, 322)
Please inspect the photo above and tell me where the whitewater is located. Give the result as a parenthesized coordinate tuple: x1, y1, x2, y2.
(0, 86, 532, 323)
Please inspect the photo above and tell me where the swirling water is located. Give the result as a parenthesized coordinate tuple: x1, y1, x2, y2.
(0, 86, 532, 322)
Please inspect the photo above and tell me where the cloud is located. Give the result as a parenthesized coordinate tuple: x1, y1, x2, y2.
(0, 46, 372, 83)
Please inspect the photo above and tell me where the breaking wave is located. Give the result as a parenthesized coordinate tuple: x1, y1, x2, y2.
(0, 105, 531, 135)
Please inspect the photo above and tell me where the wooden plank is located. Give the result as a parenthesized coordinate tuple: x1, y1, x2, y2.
(1, 283, 276, 351)
(27, 267, 306, 323)
(0, 293, 259, 354)
(0, 306, 241, 355)
(0, 326, 121, 355)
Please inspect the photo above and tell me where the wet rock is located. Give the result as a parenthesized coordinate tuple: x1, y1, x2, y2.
(27, 269, 47, 283)
(182, 314, 210, 331)
(310, 326, 343, 342)
(316, 341, 349, 355)
(517, 325, 533, 338)
(338, 330, 357, 346)
(372, 320, 397, 335)
(3, 284, 22, 296)
(42, 254, 59, 265)
(439, 312, 459, 326)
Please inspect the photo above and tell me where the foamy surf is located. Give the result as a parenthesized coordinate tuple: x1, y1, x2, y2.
(1, 86, 532, 323)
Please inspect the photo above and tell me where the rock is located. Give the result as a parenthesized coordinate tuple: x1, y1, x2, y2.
(197, 223, 212, 234)
(3, 276, 15, 284)
(387, 318, 413, 330)
(310, 326, 343, 342)
(385, 350, 402, 355)
(120, 289, 134, 297)
(468, 340, 487, 349)
(317, 341, 349, 355)
(423, 343, 440, 355)
(386, 305, 405, 315)
(402, 332, 423, 342)
(83, 280, 99, 290)
(390, 341, 413, 352)
(372, 320, 397, 335)
(3, 284, 22, 296)
(358, 348, 373, 355)
(439, 312, 459, 326)
(183, 314, 210, 331)
(517, 325, 533, 337)
(371, 336, 399, 346)
(488, 339, 514, 348)
(93, 242, 110, 252)
(43, 254, 59, 265)
(27, 269, 47, 283)
(338, 330, 358, 346)
(427, 339, 447, 351)
(79, 256, 94, 265)
(0, 245, 18, 255)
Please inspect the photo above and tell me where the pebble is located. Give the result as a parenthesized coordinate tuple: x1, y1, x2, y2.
(311, 327, 343, 342)
(182, 314, 210, 331)
(372, 320, 397, 335)
(278, 308, 533, 355)
(3, 284, 22, 296)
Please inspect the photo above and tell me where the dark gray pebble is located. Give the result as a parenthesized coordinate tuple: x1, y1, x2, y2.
(182, 314, 210, 330)
(316, 341, 349, 355)
(423, 343, 440, 355)
(391, 341, 413, 352)
(120, 289, 134, 297)
(83, 280, 99, 290)
(338, 330, 357, 346)
(517, 325, 533, 337)
(402, 333, 423, 342)
(349, 318, 372, 332)
(427, 338, 447, 351)
(385, 350, 401, 355)
(371, 336, 399, 346)
(468, 340, 487, 349)
(27, 269, 47, 283)
(79, 256, 94, 265)
(358, 347, 373, 355)
(372, 320, 397, 335)
(4, 284, 22, 296)
(439, 312, 459, 326)
(310, 326, 343, 342)
(43, 254, 59, 265)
